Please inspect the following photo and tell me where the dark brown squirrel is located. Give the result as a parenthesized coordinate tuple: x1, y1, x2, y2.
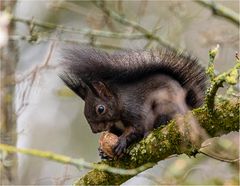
(59, 46, 207, 159)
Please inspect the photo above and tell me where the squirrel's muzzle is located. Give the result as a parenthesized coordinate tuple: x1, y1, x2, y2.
(89, 122, 114, 133)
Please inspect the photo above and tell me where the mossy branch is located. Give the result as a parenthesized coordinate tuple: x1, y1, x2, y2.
(195, 0, 240, 26)
(76, 98, 239, 185)
(1, 96, 238, 185)
(206, 46, 240, 114)
(0, 86, 238, 185)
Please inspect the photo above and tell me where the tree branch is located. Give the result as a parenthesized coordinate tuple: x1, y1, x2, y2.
(0, 98, 238, 185)
(195, 0, 240, 26)
(0, 3, 18, 184)
(9, 35, 129, 50)
(0, 144, 154, 176)
(76, 98, 239, 185)
(92, 0, 176, 50)
(206, 46, 240, 114)
(12, 16, 145, 39)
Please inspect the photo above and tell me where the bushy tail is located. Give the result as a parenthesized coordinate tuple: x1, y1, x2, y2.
(59, 46, 207, 108)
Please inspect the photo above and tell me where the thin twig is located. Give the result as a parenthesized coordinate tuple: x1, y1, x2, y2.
(9, 35, 129, 50)
(12, 16, 144, 39)
(199, 150, 240, 163)
(206, 44, 219, 81)
(206, 61, 240, 113)
(205, 45, 240, 113)
(15, 42, 57, 84)
(16, 42, 57, 115)
(0, 143, 154, 176)
(92, 0, 176, 50)
(144, 17, 163, 49)
(195, 0, 240, 26)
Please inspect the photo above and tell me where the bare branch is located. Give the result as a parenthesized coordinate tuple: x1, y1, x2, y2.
(195, 0, 240, 26)
(92, 0, 176, 50)
(199, 150, 240, 163)
(16, 42, 57, 115)
(12, 16, 145, 39)
(9, 35, 130, 50)
(0, 143, 154, 176)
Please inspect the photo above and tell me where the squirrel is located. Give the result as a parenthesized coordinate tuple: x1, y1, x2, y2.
(59, 46, 207, 159)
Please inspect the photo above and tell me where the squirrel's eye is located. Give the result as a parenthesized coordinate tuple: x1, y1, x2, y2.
(96, 105, 106, 115)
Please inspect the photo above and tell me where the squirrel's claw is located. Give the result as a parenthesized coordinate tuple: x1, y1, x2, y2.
(113, 137, 127, 158)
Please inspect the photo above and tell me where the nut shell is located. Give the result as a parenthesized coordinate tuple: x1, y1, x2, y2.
(99, 132, 119, 158)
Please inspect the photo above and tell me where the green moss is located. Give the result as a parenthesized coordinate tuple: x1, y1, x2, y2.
(226, 68, 238, 85)
(207, 99, 239, 136)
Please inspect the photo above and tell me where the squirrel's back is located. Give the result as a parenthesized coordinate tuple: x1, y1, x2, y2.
(60, 47, 207, 108)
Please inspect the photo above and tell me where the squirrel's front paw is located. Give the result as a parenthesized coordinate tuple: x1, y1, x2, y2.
(113, 137, 127, 158)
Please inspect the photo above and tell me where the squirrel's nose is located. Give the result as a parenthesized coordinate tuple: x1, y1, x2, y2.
(90, 124, 99, 133)
(91, 127, 100, 133)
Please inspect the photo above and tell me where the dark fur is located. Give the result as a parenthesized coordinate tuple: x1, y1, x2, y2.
(59, 46, 207, 158)
(60, 47, 206, 108)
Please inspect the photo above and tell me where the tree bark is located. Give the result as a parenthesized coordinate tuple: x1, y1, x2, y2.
(0, 1, 18, 184)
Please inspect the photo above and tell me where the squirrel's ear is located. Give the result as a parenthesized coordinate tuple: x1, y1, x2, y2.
(90, 81, 113, 99)
(59, 73, 87, 100)
(77, 80, 88, 100)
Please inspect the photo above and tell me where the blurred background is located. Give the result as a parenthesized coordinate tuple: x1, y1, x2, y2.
(0, 0, 239, 185)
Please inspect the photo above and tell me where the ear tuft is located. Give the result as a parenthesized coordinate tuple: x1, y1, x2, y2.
(91, 81, 113, 99)
(59, 72, 87, 100)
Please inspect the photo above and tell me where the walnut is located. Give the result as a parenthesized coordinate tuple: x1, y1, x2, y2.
(99, 132, 119, 158)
